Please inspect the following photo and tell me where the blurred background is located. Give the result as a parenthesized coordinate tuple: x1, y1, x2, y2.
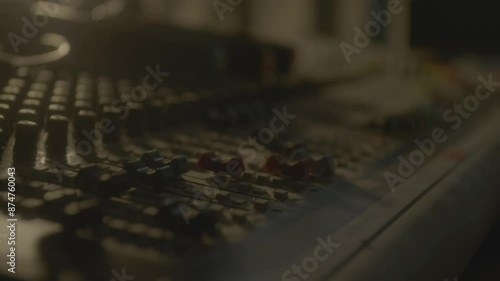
(1, 0, 498, 81)
(0, 0, 413, 83)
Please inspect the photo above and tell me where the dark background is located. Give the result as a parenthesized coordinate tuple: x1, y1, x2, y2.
(411, 1, 500, 55)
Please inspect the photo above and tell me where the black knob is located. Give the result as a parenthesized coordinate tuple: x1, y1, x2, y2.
(46, 115, 69, 156)
(13, 120, 39, 164)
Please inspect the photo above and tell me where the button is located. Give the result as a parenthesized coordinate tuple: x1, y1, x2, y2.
(0, 94, 17, 107)
(26, 91, 45, 100)
(273, 189, 288, 201)
(124, 160, 146, 172)
(54, 80, 71, 89)
(17, 108, 38, 123)
(2, 86, 20, 95)
(53, 87, 70, 97)
(236, 182, 252, 192)
(271, 177, 286, 186)
(50, 96, 68, 105)
(251, 188, 267, 196)
(8, 78, 25, 88)
(168, 155, 189, 174)
(139, 152, 189, 184)
(22, 99, 42, 111)
(216, 190, 231, 202)
(76, 84, 93, 93)
(197, 152, 219, 170)
(74, 100, 93, 114)
(311, 156, 335, 177)
(289, 146, 310, 161)
(154, 165, 175, 180)
(232, 210, 247, 223)
(241, 171, 255, 180)
(124, 160, 150, 174)
(283, 160, 311, 178)
(231, 197, 247, 206)
(13, 120, 39, 164)
(0, 103, 11, 119)
(264, 155, 312, 179)
(77, 169, 135, 197)
(256, 174, 270, 183)
(263, 155, 284, 174)
(47, 104, 67, 117)
(46, 115, 69, 156)
(145, 166, 176, 187)
(254, 199, 269, 211)
(30, 82, 48, 92)
(0, 115, 7, 129)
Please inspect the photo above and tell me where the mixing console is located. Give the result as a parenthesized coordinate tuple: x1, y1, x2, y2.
(0, 63, 498, 281)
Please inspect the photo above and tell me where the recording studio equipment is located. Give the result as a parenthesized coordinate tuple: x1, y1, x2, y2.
(0, 1, 499, 281)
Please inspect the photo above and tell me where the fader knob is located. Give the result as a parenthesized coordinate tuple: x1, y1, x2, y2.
(13, 120, 39, 164)
(46, 115, 69, 156)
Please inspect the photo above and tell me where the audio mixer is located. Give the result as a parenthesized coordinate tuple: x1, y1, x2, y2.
(0, 2, 499, 280)
(0, 61, 499, 281)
